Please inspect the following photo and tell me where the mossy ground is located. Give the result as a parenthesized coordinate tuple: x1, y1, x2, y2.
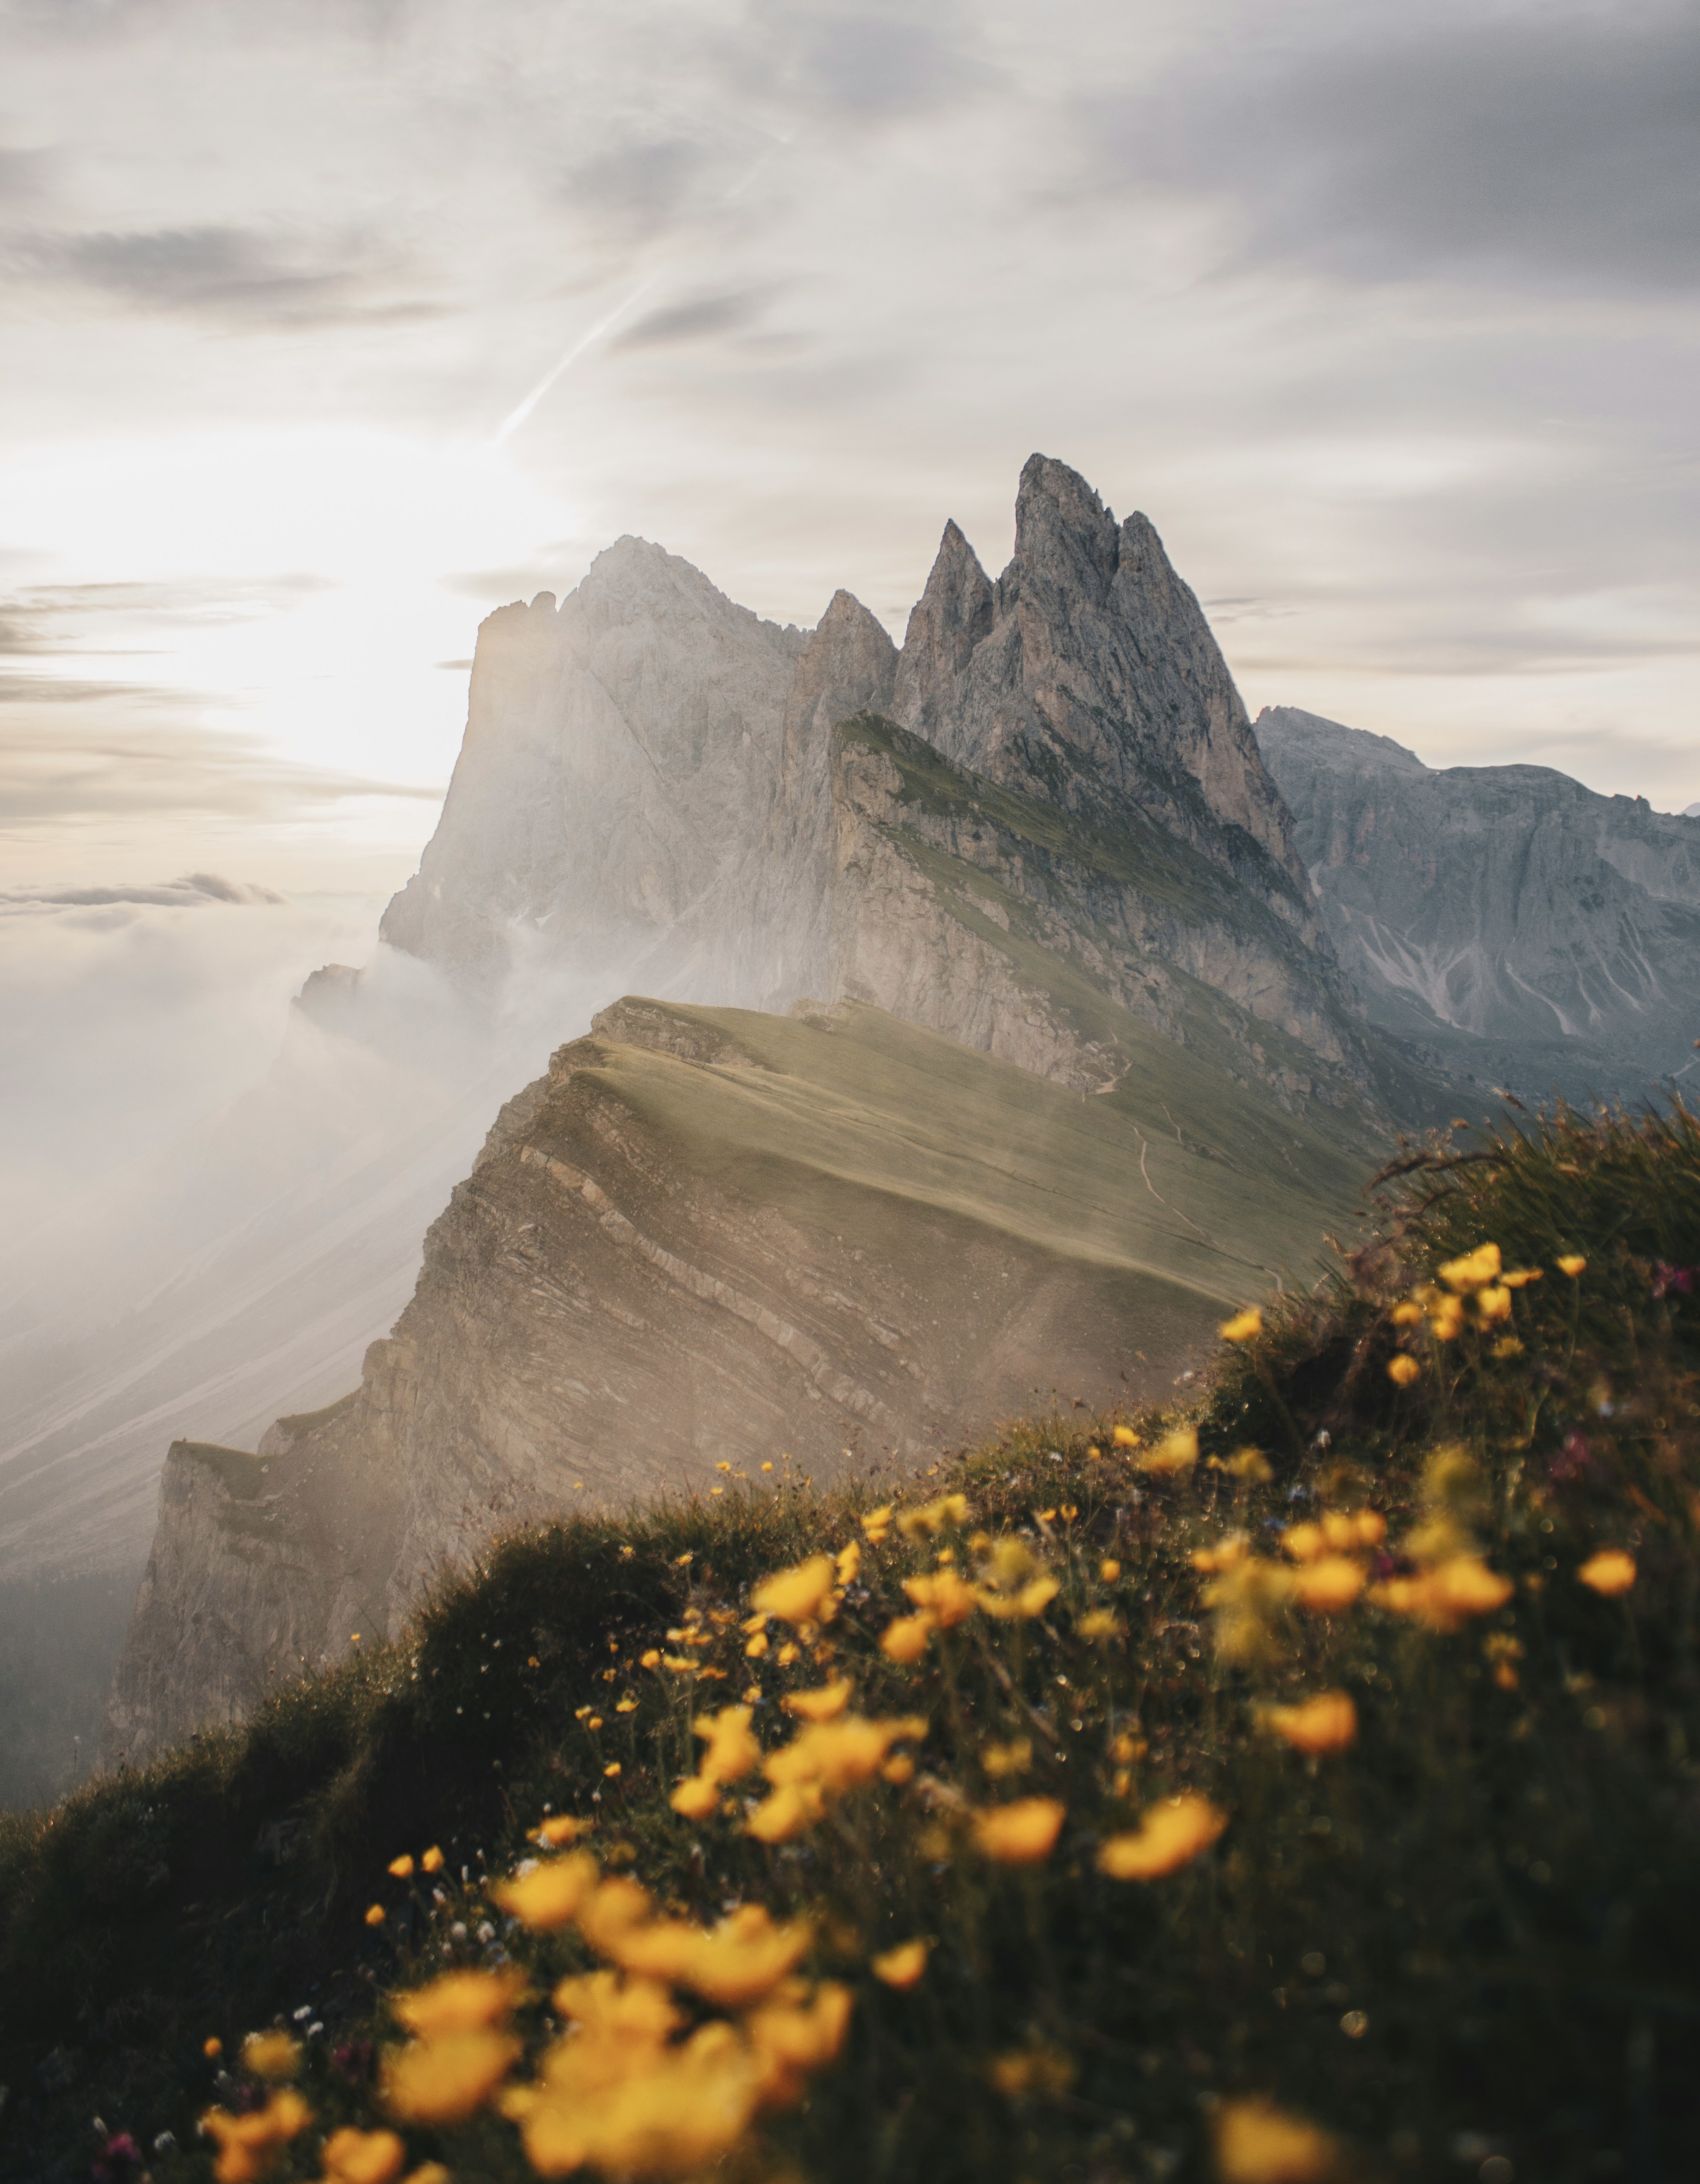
(3, 1101, 1697, 2184)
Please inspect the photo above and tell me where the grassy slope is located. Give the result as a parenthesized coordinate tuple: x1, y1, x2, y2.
(3, 1098, 1697, 2183)
(587, 999, 1363, 1302)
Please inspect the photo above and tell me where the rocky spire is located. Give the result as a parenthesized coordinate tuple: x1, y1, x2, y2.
(891, 520, 994, 739)
(891, 453, 1307, 890)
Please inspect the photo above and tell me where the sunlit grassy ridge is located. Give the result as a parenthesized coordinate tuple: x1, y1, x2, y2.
(3, 1100, 1698, 2184)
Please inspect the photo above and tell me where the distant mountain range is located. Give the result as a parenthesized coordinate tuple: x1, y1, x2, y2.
(1256, 706, 1700, 1098)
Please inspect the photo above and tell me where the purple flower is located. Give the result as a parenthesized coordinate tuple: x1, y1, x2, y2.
(92, 2133, 144, 2184)
(1651, 1261, 1695, 1300)
(1549, 1429, 1596, 1484)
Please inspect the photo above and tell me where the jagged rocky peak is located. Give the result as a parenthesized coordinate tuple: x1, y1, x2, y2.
(782, 587, 897, 785)
(892, 453, 1304, 887)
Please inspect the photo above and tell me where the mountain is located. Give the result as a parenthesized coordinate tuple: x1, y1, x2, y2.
(1256, 706, 1700, 1094)
(98, 457, 1469, 1765)
(372, 456, 1381, 1114)
(102, 991, 1366, 1763)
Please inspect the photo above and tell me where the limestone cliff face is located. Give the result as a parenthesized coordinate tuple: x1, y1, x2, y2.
(893, 458, 1307, 893)
(109, 992, 1337, 1765)
(379, 542, 810, 993)
(372, 458, 1368, 1106)
(1257, 705, 1700, 1088)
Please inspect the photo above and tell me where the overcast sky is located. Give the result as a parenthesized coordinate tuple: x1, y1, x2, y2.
(2, 0, 1697, 896)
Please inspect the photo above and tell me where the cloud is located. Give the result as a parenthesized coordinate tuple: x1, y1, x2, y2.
(611, 285, 787, 351)
(4, 224, 446, 328)
(0, 573, 339, 657)
(0, 872, 286, 913)
(0, 716, 442, 826)
(561, 139, 714, 246)
(732, 2, 999, 120)
(1082, 4, 1700, 292)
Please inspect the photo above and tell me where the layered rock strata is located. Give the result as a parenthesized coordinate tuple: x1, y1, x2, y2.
(103, 992, 1363, 1764)
(1257, 705, 1700, 1091)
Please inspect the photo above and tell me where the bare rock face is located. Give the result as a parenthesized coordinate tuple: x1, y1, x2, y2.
(106, 990, 1366, 1764)
(894, 456, 1306, 892)
(380, 543, 810, 992)
(1257, 705, 1700, 1091)
(373, 456, 1373, 1110)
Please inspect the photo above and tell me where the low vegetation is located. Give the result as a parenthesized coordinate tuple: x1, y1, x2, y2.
(2, 1098, 1697, 2184)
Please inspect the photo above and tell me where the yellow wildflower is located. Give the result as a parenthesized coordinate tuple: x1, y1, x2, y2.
(1371, 1555, 1513, 1630)
(1109, 1731, 1145, 1765)
(745, 1781, 825, 1843)
(1079, 1608, 1122, 1641)
(669, 1776, 720, 1820)
(1215, 2096, 1342, 2183)
(980, 1574, 1060, 1621)
(1219, 1307, 1263, 1343)
(1438, 1242, 1501, 1293)
(492, 1849, 599, 1931)
(1281, 1522, 1325, 1562)
(1097, 1794, 1227, 1880)
(1193, 1532, 1250, 1574)
(1292, 1557, 1366, 1614)
(1225, 1446, 1273, 1481)
(896, 1493, 972, 1540)
(1387, 1355, 1420, 1387)
(1578, 1549, 1637, 1596)
(1476, 1283, 1513, 1322)
(640, 1649, 662, 1668)
(764, 1714, 927, 1801)
(391, 1966, 527, 2040)
(604, 1761, 622, 1778)
(835, 1539, 861, 1584)
(239, 2031, 301, 2081)
(386, 1854, 414, 1880)
(881, 1611, 936, 1663)
(363, 1904, 386, 1928)
(1100, 1557, 1122, 1580)
(751, 1555, 837, 1626)
(204, 2037, 223, 2059)
(860, 1503, 893, 1540)
(1142, 1426, 1198, 1473)
(971, 1796, 1065, 1865)
(419, 1845, 444, 1874)
(694, 1703, 762, 1782)
(745, 1980, 854, 2108)
(902, 1568, 980, 1628)
(535, 1815, 591, 1847)
(784, 1678, 854, 1722)
(1557, 1254, 1587, 1277)
(989, 2045, 1076, 2099)
(319, 2128, 407, 2184)
(1390, 1299, 1424, 1326)
(1112, 1424, 1139, 1447)
(200, 2089, 311, 2184)
(1203, 1554, 1295, 1664)
(382, 2028, 520, 2127)
(1261, 1691, 1358, 1754)
(871, 1938, 931, 1989)
(980, 1736, 1032, 1779)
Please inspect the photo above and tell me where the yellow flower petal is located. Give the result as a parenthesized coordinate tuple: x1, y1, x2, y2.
(1096, 1794, 1226, 1880)
(971, 1797, 1065, 1866)
(871, 1938, 931, 1989)
(1578, 1549, 1637, 1596)
(1219, 1307, 1263, 1343)
(1261, 1691, 1358, 1754)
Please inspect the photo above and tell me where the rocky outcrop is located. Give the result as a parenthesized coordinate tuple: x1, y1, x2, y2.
(1257, 705, 1700, 1090)
(894, 458, 1307, 889)
(104, 991, 1364, 1763)
(370, 457, 1375, 1113)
